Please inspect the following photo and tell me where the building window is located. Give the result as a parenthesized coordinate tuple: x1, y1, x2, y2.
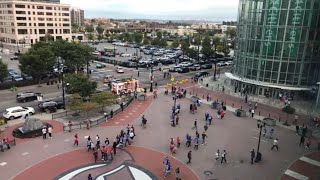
(16, 11, 26, 14)
(39, 29, 45, 34)
(48, 29, 54, 34)
(63, 23, 70, 27)
(17, 23, 27, 26)
(46, 7, 52, 10)
(33, 12, 35, 15)
(46, 18, 53, 21)
(38, 18, 45, 21)
(62, 8, 69, 11)
(15, 4, 25, 8)
(62, 18, 69, 22)
(46, 12, 52, 16)
(28, 11, 30, 15)
(63, 29, 70, 34)
(37, 6, 44, 10)
(37, 12, 44, 15)
(16, 17, 27, 20)
(47, 23, 53, 26)
(18, 29, 28, 34)
(62, 13, 69, 16)
(38, 23, 45, 26)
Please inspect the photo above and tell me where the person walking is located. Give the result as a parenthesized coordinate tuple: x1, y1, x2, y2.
(251, 109, 255, 118)
(250, 149, 255, 164)
(110, 147, 114, 160)
(164, 161, 171, 178)
(192, 119, 198, 130)
(113, 140, 117, 155)
(88, 174, 93, 180)
(175, 167, 181, 180)
(262, 126, 267, 137)
(105, 138, 110, 146)
(269, 128, 274, 139)
(193, 137, 199, 150)
(187, 151, 192, 164)
(87, 140, 92, 152)
(177, 137, 181, 148)
(201, 131, 207, 144)
(102, 146, 108, 161)
(299, 135, 305, 147)
(271, 138, 279, 150)
(42, 127, 47, 139)
(221, 150, 227, 164)
(175, 115, 179, 125)
(254, 102, 258, 109)
(305, 138, 311, 149)
(48, 126, 53, 139)
(96, 135, 100, 150)
(93, 149, 98, 163)
(74, 134, 79, 146)
(120, 103, 124, 112)
(215, 149, 220, 161)
(295, 125, 300, 135)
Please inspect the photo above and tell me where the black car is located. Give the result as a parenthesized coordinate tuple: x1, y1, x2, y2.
(16, 92, 42, 103)
(200, 64, 212, 69)
(195, 71, 210, 78)
(177, 67, 190, 73)
(38, 101, 65, 113)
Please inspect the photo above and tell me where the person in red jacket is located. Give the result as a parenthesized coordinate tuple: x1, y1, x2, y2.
(176, 137, 181, 148)
(3, 137, 10, 149)
(305, 138, 311, 149)
(74, 134, 78, 146)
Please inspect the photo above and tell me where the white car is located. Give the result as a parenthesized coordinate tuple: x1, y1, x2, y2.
(217, 62, 226, 67)
(116, 67, 124, 73)
(121, 54, 131, 57)
(3, 106, 35, 120)
(225, 61, 234, 66)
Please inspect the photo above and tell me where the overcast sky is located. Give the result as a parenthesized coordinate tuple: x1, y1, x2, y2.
(61, 0, 239, 21)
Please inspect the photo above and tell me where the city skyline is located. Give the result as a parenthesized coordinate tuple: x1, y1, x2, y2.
(61, 0, 239, 21)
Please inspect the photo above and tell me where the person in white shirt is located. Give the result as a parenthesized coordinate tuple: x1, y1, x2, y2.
(251, 109, 255, 118)
(48, 127, 53, 139)
(42, 127, 47, 139)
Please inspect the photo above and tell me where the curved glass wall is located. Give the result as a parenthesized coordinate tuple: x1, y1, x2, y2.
(234, 0, 320, 87)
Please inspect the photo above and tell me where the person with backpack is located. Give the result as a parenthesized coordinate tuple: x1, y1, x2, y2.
(164, 162, 171, 177)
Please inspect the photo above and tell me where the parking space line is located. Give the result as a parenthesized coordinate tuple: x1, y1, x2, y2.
(0, 162, 7, 166)
(300, 157, 320, 167)
(22, 152, 29, 156)
(284, 170, 309, 180)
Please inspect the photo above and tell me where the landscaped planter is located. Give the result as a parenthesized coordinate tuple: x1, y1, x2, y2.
(262, 117, 276, 126)
(235, 109, 246, 117)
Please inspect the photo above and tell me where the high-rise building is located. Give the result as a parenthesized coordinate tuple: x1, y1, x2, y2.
(0, 0, 71, 45)
(70, 8, 84, 27)
(227, 0, 320, 97)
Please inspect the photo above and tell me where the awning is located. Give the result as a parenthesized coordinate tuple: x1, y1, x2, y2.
(225, 72, 312, 91)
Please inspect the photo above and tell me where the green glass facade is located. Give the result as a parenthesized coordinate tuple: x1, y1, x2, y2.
(234, 0, 320, 87)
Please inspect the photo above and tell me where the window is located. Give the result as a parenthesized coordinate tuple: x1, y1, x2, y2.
(62, 13, 69, 16)
(39, 29, 45, 34)
(46, 18, 53, 21)
(28, 11, 30, 15)
(62, 8, 69, 11)
(16, 11, 26, 14)
(63, 23, 69, 27)
(63, 29, 70, 34)
(38, 23, 45, 26)
(37, 12, 44, 15)
(15, 4, 25, 8)
(48, 29, 54, 34)
(18, 29, 28, 34)
(16, 17, 27, 20)
(37, 6, 44, 10)
(46, 12, 52, 16)
(62, 18, 69, 22)
(47, 23, 53, 26)
(38, 18, 45, 21)
(17, 23, 27, 26)
(46, 7, 52, 10)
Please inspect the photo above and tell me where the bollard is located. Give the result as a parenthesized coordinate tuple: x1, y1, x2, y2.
(196, 93, 197, 96)
(259, 111, 260, 116)
(268, 114, 271, 118)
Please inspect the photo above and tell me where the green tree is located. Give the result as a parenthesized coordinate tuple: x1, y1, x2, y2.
(96, 25, 104, 39)
(192, 33, 201, 45)
(171, 39, 179, 48)
(0, 59, 8, 82)
(225, 27, 237, 39)
(97, 34, 104, 41)
(187, 48, 198, 59)
(133, 32, 143, 44)
(81, 101, 97, 118)
(19, 43, 56, 84)
(160, 39, 168, 47)
(65, 74, 97, 97)
(156, 31, 163, 39)
(201, 35, 213, 58)
(85, 25, 94, 32)
(282, 105, 296, 126)
(44, 33, 54, 42)
(87, 33, 94, 42)
(71, 24, 79, 33)
(212, 36, 221, 53)
(123, 32, 132, 42)
(91, 92, 117, 112)
(68, 94, 83, 111)
(151, 38, 161, 46)
(181, 40, 190, 53)
(163, 30, 168, 37)
(142, 38, 149, 45)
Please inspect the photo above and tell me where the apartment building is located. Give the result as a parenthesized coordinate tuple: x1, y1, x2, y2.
(0, 0, 71, 45)
(70, 8, 84, 27)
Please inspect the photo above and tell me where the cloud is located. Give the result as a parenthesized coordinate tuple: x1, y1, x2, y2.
(61, 0, 238, 20)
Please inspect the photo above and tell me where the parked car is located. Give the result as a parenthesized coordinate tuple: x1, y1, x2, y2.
(121, 53, 131, 57)
(176, 67, 190, 73)
(10, 56, 18, 60)
(195, 71, 210, 78)
(200, 64, 213, 69)
(11, 74, 23, 81)
(21, 73, 33, 80)
(38, 101, 65, 113)
(116, 67, 124, 73)
(16, 92, 42, 103)
(3, 106, 35, 120)
(225, 61, 234, 66)
(96, 63, 106, 68)
(190, 64, 201, 71)
(217, 62, 226, 67)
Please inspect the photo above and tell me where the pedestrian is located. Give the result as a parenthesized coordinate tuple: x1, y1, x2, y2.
(164, 161, 171, 178)
(204, 124, 208, 132)
(3, 137, 10, 150)
(271, 138, 279, 150)
(93, 149, 98, 163)
(254, 102, 258, 109)
(87, 140, 92, 152)
(68, 121, 72, 132)
(88, 174, 93, 180)
(192, 119, 197, 130)
(103, 146, 108, 161)
(208, 115, 212, 125)
(48, 126, 53, 139)
(262, 126, 267, 137)
(299, 135, 305, 146)
(245, 94, 248, 103)
(201, 131, 207, 144)
(250, 149, 255, 164)
(121, 103, 124, 112)
(177, 136, 181, 148)
(110, 147, 114, 160)
(74, 134, 79, 146)
(215, 149, 220, 161)
(251, 109, 255, 118)
(175, 167, 181, 180)
(175, 115, 179, 125)
(187, 151, 192, 164)
(57, 83, 60, 89)
(105, 138, 110, 146)
(269, 128, 274, 139)
(305, 138, 311, 149)
(86, 119, 90, 130)
(42, 127, 47, 139)
(221, 150, 227, 163)
(138, 71, 140, 77)
(110, 110, 114, 119)
(295, 125, 300, 135)
(193, 137, 199, 150)
(113, 140, 117, 155)
(155, 82, 158, 89)
(96, 135, 100, 150)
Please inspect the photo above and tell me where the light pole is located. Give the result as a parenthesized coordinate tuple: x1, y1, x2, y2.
(255, 120, 264, 162)
(58, 57, 66, 108)
(113, 43, 116, 66)
(316, 82, 320, 107)
(150, 64, 154, 92)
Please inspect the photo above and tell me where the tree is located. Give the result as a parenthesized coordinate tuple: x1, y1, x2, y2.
(201, 35, 213, 58)
(142, 38, 149, 45)
(0, 59, 8, 82)
(282, 105, 296, 126)
(171, 39, 179, 48)
(187, 48, 198, 59)
(68, 94, 83, 111)
(123, 32, 132, 42)
(160, 39, 168, 47)
(225, 27, 237, 39)
(88, 33, 94, 42)
(212, 36, 221, 53)
(192, 33, 201, 45)
(71, 24, 79, 33)
(133, 32, 143, 44)
(97, 34, 104, 41)
(156, 31, 163, 39)
(91, 92, 117, 112)
(64, 74, 97, 97)
(85, 25, 94, 32)
(81, 101, 97, 118)
(151, 38, 161, 46)
(96, 25, 104, 36)
(19, 42, 56, 84)
(44, 33, 54, 42)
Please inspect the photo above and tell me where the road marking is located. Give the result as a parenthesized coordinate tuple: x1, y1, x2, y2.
(64, 139, 70, 142)
(284, 170, 309, 180)
(44, 145, 48, 148)
(125, 116, 129, 118)
(0, 162, 7, 166)
(115, 122, 120, 125)
(300, 157, 320, 167)
(252, 137, 268, 143)
(59, 164, 107, 180)
(22, 152, 29, 156)
(120, 119, 125, 121)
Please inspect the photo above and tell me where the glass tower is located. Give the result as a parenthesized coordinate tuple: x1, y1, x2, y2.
(234, 0, 320, 88)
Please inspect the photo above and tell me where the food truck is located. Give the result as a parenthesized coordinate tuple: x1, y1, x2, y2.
(111, 78, 140, 95)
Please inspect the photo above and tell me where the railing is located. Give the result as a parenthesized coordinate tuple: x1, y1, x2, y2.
(62, 96, 134, 131)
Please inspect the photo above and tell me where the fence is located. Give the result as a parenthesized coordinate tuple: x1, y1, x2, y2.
(62, 96, 134, 132)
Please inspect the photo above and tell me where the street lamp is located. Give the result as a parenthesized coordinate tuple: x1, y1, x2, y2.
(255, 120, 264, 162)
(113, 43, 116, 66)
(58, 57, 66, 108)
(150, 64, 154, 92)
(316, 82, 320, 107)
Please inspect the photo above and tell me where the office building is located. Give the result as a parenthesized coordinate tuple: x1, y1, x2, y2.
(0, 0, 71, 45)
(227, 0, 320, 98)
(70, 8, 84, 27)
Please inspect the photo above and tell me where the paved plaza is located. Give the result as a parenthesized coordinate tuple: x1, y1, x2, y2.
(0, 82, 319, 180)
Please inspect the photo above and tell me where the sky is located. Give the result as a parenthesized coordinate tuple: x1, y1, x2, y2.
(61, 0, 239, 21)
